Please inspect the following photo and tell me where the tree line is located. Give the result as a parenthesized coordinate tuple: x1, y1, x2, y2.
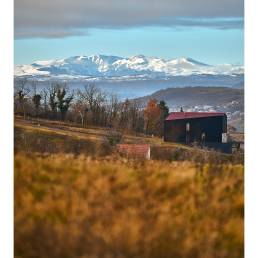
(14, 79, 169, 137)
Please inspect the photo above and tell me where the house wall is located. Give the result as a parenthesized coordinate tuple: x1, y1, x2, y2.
(164, 115, 227, 143)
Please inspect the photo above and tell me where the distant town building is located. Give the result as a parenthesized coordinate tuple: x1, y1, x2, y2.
(164, 112, 227, 144)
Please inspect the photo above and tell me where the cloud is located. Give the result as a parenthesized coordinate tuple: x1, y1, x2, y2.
(159, 17, 244, 30)
(14, 0, 244, 39)
(15, 28, 89, 39)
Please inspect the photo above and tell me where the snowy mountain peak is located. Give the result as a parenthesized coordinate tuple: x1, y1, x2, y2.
(14, 54, 244, 79)
(168, 57, 209, 67)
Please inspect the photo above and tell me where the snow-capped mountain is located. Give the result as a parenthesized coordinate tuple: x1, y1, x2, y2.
(14, 54, 244, 80)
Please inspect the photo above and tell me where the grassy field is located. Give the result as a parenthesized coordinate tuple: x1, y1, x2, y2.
(15, 153, 243, 258)
(15, 116, 194, 147)
(14, 117, 243, 163)
(14, 117, 244, 258)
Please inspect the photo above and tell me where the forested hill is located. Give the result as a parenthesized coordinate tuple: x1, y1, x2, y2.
(135, 86, 243, 107)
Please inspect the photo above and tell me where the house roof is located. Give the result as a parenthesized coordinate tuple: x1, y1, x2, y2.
(165, 112, 226, 121)
(116, 144, 150, 158)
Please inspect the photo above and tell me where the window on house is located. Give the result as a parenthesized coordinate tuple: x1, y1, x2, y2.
(201, 132, 206, 142)
(186, 122, 190, 132)
(222, 133, 227, 143)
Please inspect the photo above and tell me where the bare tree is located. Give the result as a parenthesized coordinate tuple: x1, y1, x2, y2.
(128, 100, 141, 133)
(72, 89, 90, 126)
(107, 94, 119, 127)
(79, 84, 98, 112)
(14, 78, 30, 119)
(78, 84, 106, 125)
(12, 80, 147, 134)
(72, 100, 88, 126)
(41, 88, 48, 118)
(119, 99, 130, 130)
(31, 80, 38, 96)
(92, 89, 107, 125)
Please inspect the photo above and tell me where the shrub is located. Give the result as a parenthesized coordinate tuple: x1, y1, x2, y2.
(106, 130, 123, 146)
(151, 145, 244, 165)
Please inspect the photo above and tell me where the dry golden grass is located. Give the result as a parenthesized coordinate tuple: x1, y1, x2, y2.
(15, 122, 244, 165)
(14, 126, 113, 156)
(15, 153, 243, 258)
(15, 116, 191, 148)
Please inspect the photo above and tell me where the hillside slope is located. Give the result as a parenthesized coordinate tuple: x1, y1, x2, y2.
(136, 86, 243, 106)
(135, 86, 244, 131)
(15, 117, 243, 163)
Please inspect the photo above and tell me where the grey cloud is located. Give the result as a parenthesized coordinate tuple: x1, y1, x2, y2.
(15, 28, 89, 39)
(14, 0, 244, 39)
(156, 17, 244, 30)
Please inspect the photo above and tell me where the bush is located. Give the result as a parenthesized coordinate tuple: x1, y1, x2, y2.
(106, 130, 123, 146)
(151, 145, 244, 165)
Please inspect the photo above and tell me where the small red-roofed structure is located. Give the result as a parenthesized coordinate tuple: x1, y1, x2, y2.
(116, 144, 150, 159)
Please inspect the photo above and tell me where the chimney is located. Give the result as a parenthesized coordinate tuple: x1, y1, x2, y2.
(180, 107, 184, 112)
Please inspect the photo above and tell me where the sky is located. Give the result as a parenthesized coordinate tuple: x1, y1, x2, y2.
(14, 0, 244, 65)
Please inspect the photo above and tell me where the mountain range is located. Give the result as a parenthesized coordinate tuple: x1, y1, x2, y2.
(14, 54, 244, 81)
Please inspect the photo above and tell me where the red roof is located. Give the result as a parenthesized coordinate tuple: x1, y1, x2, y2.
(166, 112, 226, 121)
(116, 144, 150, 159)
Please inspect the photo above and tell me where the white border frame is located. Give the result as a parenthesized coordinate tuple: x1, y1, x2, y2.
(1, 0, 258, 257)
(245, 0, 258, 257)
(0, 0, 14, 258)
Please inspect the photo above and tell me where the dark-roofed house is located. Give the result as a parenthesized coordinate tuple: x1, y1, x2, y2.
(164, 112, 227, 144)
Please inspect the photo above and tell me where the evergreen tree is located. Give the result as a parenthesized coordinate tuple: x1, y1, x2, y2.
(32, 94, 41, 118)
(158, 100, 169, 120)
(158, 100, 169, 137)
(57, 88, 73, 121)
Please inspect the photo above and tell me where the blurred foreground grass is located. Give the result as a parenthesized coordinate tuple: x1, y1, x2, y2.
(15, 153, 243, 258)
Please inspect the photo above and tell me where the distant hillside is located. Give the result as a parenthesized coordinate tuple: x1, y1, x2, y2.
(135, 86, 244, 132)
(136, 86, 243, 107)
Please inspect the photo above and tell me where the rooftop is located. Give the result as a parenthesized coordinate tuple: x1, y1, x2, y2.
(116, 144, 150, 159)
(166, 112, 226, 121)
